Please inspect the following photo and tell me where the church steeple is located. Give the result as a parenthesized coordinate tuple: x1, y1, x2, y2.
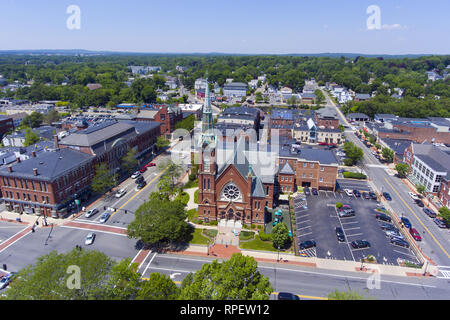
(201, 72, 213, 133)
(199, 72, 216, 148)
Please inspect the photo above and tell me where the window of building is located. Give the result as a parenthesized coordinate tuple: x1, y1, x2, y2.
(303, 163, 307, 167)
(320, 177, 323, 182)
(34, 195, 38, 202)
(310, 174, 313, 178)
(281, 176, 284, 181)
(320, 167, 324, 172)
(310, 163, 314, 168)
(302, 173, 306, 178)
(433, 185, 440, 193)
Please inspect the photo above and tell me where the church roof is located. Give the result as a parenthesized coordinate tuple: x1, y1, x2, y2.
(251, 177, 266, 198)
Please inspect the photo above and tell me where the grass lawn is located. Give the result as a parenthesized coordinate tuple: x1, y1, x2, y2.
(189, 228, 211, 245)
(239, 236, 278, 252)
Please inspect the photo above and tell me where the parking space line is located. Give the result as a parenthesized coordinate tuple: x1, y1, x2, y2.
(345, 233, 363, 237)
(297, 226, 312, 231)
(298, 232, 313, 237)
(340, 221, 359, 225)
(296, 220, 311, 224)
(344, 227, 361, 231)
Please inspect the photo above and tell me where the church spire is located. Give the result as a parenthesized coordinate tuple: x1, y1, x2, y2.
(202, 72, 213, 133)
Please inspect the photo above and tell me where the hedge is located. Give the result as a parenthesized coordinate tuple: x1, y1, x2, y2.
(343, 172, 367, 179)
(259, 231, 272, 241)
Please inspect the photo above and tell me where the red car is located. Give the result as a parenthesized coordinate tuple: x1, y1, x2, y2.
(145, 162, 156, 168)
(409, 228, 422, 241)
(139, 167, 147, 173)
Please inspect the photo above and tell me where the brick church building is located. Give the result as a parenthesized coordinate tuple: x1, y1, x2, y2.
(196, 77, 274, 226)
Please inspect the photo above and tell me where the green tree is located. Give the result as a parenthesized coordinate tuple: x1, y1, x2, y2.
(136, 273, 179, 300)
(438, 207, 450, 227)
(382, 147, 395, 163)
(126, 192, 190, 245)
(3, 248, 116, 300)
(272, 222, 291, 249)
(22, 112, 44, 128)
(179, 254, 273, 300)
(43, 109, 61, 125)
(91, 163, 117, 194)
(395, 163, 409, 178)
(314, 89, 325, 107)
(23, 128, 40, 147)
(102, 258, 142, 300)
(156, 136, 170, 150)
(416, 184, 426, 195)
(343, 142, 364, 166)
(121, 148, 138, 175)
(158, 160, 184, 190)
(338, 124, 345, 132)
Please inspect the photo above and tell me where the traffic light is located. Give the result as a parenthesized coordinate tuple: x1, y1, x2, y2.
(104, 206, 106, 210)
(124, 210, 127, 214)
(3, 264, 6, 271)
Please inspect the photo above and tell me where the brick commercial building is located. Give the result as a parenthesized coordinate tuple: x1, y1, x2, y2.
(368, 117, 450, 145)
(136, 105, 182, 138)
(0, 148, 95, 217)
(314, 107, 339, 129)
(0, 115, 14, 138)
(0, 120, 160, 217)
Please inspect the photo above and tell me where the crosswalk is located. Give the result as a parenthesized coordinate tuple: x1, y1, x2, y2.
(437, 266, 450, 279)
(298, 247, 316, 258)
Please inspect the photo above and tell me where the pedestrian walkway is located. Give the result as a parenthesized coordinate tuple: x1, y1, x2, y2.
(0, 210, 65, 227)
(185, 187, 198, 211)
(0, 226, 33, 253)
(61, 221, 127, 236)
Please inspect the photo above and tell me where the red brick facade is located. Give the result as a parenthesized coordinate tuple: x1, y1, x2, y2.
(378, 124, 450, 144)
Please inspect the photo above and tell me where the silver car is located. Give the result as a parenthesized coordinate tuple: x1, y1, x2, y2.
(85, 233, 96, 245)
(85, 208, 99, 218)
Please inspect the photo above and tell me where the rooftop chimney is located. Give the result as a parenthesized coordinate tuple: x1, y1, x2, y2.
(53, 135, 59, 149)
(33, 168, 38, 176)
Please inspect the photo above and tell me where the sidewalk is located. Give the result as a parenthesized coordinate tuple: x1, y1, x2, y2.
(0, 210, 66, 227)
(185, 187, 198, 211)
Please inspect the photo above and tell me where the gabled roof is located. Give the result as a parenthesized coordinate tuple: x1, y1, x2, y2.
(279, 161, 295, 175)
(251, 177, 266, 198)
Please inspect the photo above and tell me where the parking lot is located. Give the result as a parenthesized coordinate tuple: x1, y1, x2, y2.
(294, 190, 421, 266)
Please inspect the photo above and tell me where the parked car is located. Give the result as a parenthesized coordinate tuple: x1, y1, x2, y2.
(433, 218, 447, 229)
(409, 228, 422, 241)
(382, 192, 392, 201)
(351, 240, 371, 249)
(353, 190, 361, 198)
(99, 212, 111, 224)
(311, 188, 318, 196)
(335, 227, 345, 242)
(85, 232, 96, 245)
(0, 272, 16, 290)
(304, 187, 311, 196)
(380, 223, 398, 232)
(277, 292, 300, 300)
(401, 217, 412, 228)
(369, 191, 377, 200)
(390, 237, 409, 248)
(135, 176, 144, 184)
(299, 240, 316, 250)
(131, 171, 141, 179)
(423, 208, 436, 218)
(362, 192, 370, 200)
(344, 189, 353, 197)
(146, 162, 156, 168)
(115, 189, 126, 198)
(376, 213, 392, 222)
(408, 192, 419, 200)
(414, 199, 424, 207)
(84, 208, 99, 218)
(139, 166, 147, 173)
(385, 230, 402, 238)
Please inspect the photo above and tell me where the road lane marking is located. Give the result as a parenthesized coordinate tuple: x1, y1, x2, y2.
(142, 252, 158, 277)
(60, 225, 127, 237)
(383, 177, 450, 259)
(110, 166, 169, 218)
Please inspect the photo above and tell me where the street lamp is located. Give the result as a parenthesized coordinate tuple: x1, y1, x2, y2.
(277, 246, 281, 262)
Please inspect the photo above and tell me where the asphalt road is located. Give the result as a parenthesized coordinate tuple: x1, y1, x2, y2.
(321, 89, 450, 268)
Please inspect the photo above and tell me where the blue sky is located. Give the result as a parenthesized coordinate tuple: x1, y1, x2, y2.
(0, 0, 448, 54)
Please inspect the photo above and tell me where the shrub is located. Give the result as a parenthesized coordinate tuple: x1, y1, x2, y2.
(343, 172, 367, 179)
(336, 202, 343, 209)
(239, 231, 255, 241)
(251, 224, 256, 229)
(243, 224, 248, 229)
(198, 220, 203, 225)
(208, 220, 218, 226)
(193, 189, 199, 204)
(257, 225, 263, 231)
(187, 209, 197, 221)
(259, 231, 272, 241)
